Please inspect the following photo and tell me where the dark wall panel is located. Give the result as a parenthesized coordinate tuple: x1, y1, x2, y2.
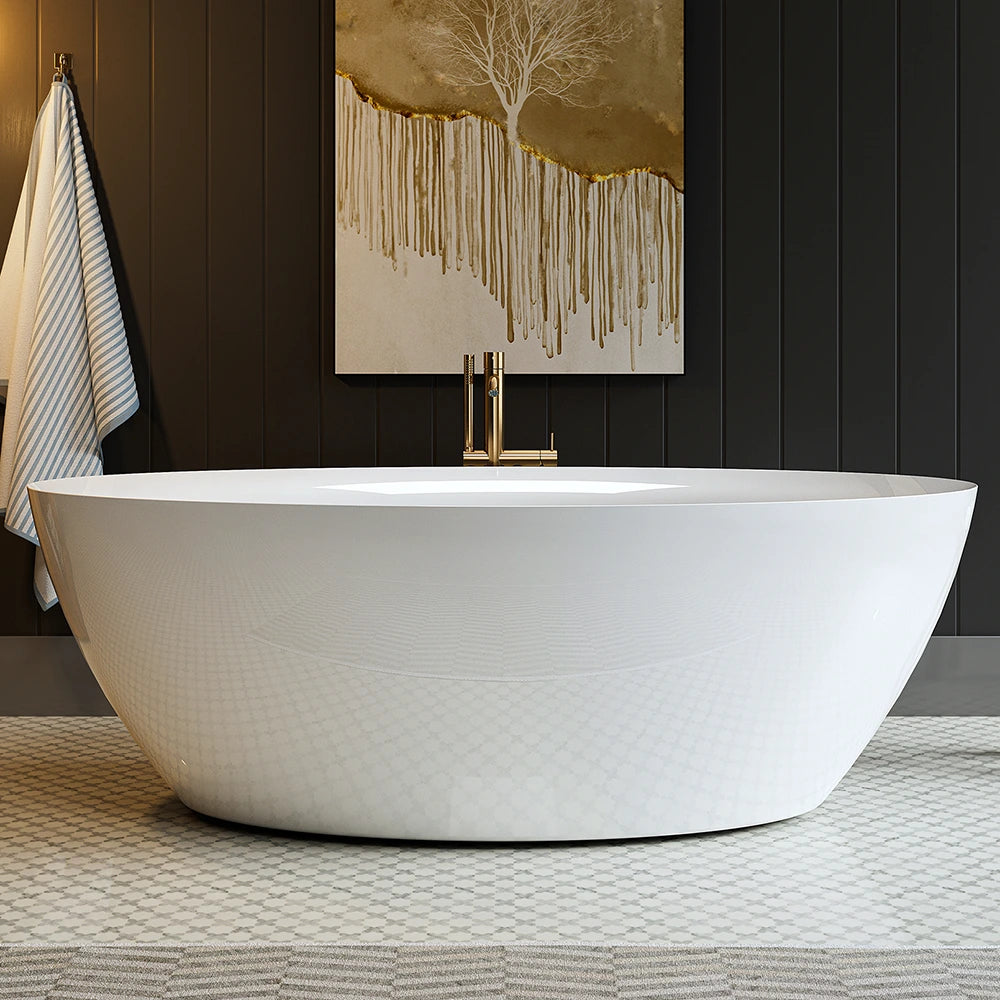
(263, 0, 320, 468)
(151, 0, 208, 472)
(433, 376, 462, 467)
(321, 372, 377, 466)
(0, 0, 996, 635)
(550, 377, 606, 467)
(781, 0, 839, 473)
(958, 0, 1000, 635)
(667, 0, 722, 470)
(95, 0, 152, 480)
(898, 0, 957, 481)
(723, 1, 782, 470)
(208, 0, 264, 470)
(377, 378, 433, 467)
(609, 376, 663, 467)
(0, 0, 36, 212)
(38, 0, 93, 125)
(840, 0, 898, 475)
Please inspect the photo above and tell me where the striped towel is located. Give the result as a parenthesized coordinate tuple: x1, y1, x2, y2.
(0, 79, 138, 609)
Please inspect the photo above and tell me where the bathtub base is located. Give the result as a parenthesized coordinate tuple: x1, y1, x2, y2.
(159, 693, 847, 841)
(177, 794, 831, 842)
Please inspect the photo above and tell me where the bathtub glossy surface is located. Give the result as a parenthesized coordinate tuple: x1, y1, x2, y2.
(29, 467, 976, 840)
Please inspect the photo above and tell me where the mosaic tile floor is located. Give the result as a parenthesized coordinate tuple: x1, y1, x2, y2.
(0, 717, 998, 947)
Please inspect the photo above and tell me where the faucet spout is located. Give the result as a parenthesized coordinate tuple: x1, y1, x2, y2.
(461, 350, 557, 467)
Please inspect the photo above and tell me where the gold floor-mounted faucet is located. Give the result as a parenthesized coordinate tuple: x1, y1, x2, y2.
(462, 352, 557, 467)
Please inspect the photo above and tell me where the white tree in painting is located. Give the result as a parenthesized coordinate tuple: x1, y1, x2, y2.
(431, 0, 631, 148)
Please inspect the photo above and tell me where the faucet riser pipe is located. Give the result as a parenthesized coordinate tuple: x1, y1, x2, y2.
(485, 352, 504, 465)
(461, 349, 555, 466)
(463, 354, 475, 453)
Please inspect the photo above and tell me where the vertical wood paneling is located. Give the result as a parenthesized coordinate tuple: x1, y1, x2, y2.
(38, 0, 93, 121)
(0, 522, 36, 636)
(899, 0, 958, 635)
(0, 0, 37, 215)
(609, 376, 663, 467)
(377, 378, 433, 466)
(0, 0, 42, 636)
(322, 374, 377, 466)
(782, 0, 839, 472)
(959, 0, 1000, 635)
(263, 0, 320, 468)
(723, 0, 781, 470)
(549, 376, 606, 466)
(151, 0, 207, 471)
(666, 0, 722, 469)
(93, 0, 152, 481)
(840, 0, 898, 474)
(502, 375, 548, 458)
(433, 376, 461, 466)
(208, 0, 264, 469)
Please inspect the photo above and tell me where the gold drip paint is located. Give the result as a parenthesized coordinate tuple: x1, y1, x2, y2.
(336, 75, 682, 371)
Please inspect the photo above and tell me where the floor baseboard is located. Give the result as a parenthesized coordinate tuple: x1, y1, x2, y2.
(889, 636, 1000, 715)
(0, 637, 114, 715)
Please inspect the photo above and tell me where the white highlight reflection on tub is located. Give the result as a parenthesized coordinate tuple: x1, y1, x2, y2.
(325, 479, 679, 495)
(28, 466, 976, 841)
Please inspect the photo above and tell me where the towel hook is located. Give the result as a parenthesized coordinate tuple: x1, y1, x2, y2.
(53, 52, 72, 82)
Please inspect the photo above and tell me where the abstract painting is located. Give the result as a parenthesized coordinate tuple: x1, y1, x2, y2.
(335, 0, 683, 374)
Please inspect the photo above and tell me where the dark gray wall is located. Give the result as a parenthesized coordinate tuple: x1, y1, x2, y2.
(0, 0, 997, 636)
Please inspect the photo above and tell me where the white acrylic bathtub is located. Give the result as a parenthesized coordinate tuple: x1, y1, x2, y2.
(29, 467, 975, 841)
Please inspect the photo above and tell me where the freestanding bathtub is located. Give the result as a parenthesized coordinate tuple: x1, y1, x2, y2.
(29, 467, 975, 841)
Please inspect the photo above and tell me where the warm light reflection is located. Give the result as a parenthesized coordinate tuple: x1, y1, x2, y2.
(322, 480, 681, 495)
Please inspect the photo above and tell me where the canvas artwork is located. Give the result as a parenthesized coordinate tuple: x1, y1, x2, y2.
(335, 0, 684, 374)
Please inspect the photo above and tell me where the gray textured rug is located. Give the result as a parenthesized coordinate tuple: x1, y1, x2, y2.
(1, 946, 998, 999)
(4, 718, 1000, 948)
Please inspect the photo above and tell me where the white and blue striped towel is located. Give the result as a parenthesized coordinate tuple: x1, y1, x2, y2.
(0, 79, 138, 608)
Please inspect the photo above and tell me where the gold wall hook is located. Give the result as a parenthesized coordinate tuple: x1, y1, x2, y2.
(53, 53, 72, 82)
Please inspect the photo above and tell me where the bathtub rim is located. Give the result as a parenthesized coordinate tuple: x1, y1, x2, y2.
(27, 466, 977, 510)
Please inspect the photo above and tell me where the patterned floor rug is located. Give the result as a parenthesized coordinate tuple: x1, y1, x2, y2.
(1, 945, 999, 999)
(2, 717, 999, 948)
(4, 717, 1000, 997)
